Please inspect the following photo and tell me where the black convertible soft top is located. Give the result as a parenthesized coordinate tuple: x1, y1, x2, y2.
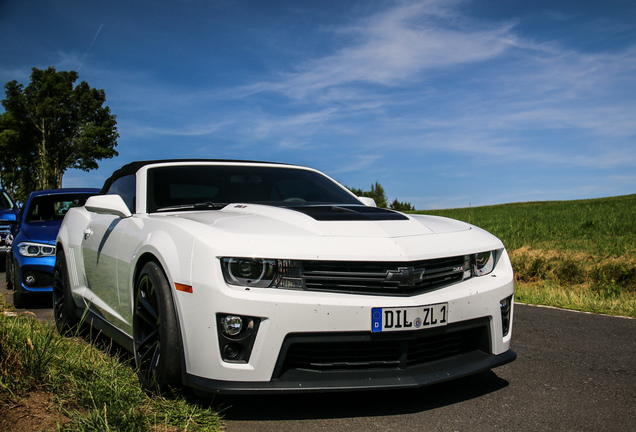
(99, 159, 289, 194)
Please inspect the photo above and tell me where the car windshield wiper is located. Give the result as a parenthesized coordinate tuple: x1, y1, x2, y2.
(155, 202, 228, 212)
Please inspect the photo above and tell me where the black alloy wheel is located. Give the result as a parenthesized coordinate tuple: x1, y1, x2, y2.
(52, 250, 80, 334)
(5, 252, 13, 290)
(133, 261, 182, 394)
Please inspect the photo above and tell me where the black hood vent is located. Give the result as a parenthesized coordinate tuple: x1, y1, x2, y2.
(287, 205, 409, 221)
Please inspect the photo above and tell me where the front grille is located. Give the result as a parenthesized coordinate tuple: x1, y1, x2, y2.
(274, 320, 489, 378)
(23, 270, 54, 288)
(0, 223, 10, 241)
(301, 256, 466, 296)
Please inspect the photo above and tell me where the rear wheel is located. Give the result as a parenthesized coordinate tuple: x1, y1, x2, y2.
(133, 261, 182, 394)
(52, 250, 80, 334)
(5, 253, 12, 289)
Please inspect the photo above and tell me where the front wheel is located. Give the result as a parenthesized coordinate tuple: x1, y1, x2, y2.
(52, 250, 80, 334)
(133, 261, 183, 394)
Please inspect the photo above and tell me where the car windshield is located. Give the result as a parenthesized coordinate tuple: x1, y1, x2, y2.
(1, 191, 16, 210)
(147, 165, 361, 213)
(25, 194, 94, 223)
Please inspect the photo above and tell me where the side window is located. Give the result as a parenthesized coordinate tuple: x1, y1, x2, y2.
(105, 174, 136, 213)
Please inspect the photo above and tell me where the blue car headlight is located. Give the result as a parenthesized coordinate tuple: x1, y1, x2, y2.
(17, 242, 56, 257)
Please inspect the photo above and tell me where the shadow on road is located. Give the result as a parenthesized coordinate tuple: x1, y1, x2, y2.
(15, 292, 53, 309)
(207, 371, 509, 421)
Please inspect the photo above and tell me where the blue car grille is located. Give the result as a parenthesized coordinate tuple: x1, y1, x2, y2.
(0, 222, 10, 240)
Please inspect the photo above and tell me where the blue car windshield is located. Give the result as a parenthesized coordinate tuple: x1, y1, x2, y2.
(25, 194, 94, 223)
(1, 191, 16, 210)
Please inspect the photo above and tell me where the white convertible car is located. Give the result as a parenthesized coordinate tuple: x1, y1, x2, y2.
(54, 159, 515, 394)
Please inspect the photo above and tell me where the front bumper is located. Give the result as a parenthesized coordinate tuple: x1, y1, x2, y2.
(173, 250, 515, 394)
(185, 317, 516, 394)
(14, 257, 56, 293)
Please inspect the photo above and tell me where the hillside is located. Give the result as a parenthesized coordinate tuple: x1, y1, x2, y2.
(417, 194, 636, 316)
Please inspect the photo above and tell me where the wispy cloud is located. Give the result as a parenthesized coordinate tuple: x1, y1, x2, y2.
(240, 0, 513, 100)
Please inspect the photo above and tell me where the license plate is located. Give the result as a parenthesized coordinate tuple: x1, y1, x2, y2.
(372, 303, 448, 332)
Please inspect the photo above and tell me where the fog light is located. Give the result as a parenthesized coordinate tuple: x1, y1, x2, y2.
(216, 314, 261, 363)
(221, 315, 243, 336)
(25, 275, 36, 286)
(500, 295, 513, 337)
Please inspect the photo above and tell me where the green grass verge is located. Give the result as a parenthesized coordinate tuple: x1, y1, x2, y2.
(0, 300, 222, 431)
(417, 194, 636, 317)
(515, 282, 636, 317)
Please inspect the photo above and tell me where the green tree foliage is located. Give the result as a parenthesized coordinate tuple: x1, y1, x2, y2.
(0, 67, 118, 200)
(390, 198, 414, 212)
(347, 181, 414, 210)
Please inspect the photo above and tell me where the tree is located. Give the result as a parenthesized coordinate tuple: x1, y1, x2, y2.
(390, 198, 414, 212)
(347, 182, 414, 210)
(347, 181, 388, 208)
(367, 181, 388, 208)
(0, 66, 118, 200)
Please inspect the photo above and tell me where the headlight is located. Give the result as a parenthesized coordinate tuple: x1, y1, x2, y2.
(17, 242, 56, 257)
(472, 249, 501, 277)
(220, 258, 303, 288)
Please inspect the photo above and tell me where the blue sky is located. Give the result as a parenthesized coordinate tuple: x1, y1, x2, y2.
(1, 0, 635, 209)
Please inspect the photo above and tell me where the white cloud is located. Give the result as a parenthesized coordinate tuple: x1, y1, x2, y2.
(240, 0, 512, 100)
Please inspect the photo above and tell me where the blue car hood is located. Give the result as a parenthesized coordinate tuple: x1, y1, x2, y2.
(0, 209, 17, 221)
(19, 221, 62, 245)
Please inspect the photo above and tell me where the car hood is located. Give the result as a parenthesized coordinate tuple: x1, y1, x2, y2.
(0, 209, 18, 221)
(17, 221, 62, 245)
(167, 204, 470, 238)
(148, 204, 503, 261)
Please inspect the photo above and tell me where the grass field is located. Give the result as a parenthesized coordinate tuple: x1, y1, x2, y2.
(417, 194, 636, 317)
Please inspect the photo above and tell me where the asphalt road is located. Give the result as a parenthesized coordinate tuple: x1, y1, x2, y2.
(2, 270, 635, 431)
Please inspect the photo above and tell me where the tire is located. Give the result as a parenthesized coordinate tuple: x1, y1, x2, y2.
(11, 254, 28, 308)
(5, 253, 13, 290)
(13, 288, 27, 308)
(52, 250, 81, 334)
(133, 261, 182, 394)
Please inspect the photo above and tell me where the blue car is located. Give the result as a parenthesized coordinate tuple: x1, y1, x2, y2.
(1, 189, 20, 269)
(6, 188, 99, 307)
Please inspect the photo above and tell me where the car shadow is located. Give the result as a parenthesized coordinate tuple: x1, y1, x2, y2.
(199, 371, 509, 421)
(16, 292, 54, 309)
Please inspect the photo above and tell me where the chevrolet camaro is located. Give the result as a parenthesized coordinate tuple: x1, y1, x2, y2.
(54, 159, 515, 394)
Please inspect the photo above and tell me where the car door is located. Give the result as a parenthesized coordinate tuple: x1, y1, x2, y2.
(81, 212, 131, 331)
(81, 173, 138, 332)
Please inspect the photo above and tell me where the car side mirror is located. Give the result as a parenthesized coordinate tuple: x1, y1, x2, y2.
(85, 195, 132, 218)
(358, 197, 377, 207)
